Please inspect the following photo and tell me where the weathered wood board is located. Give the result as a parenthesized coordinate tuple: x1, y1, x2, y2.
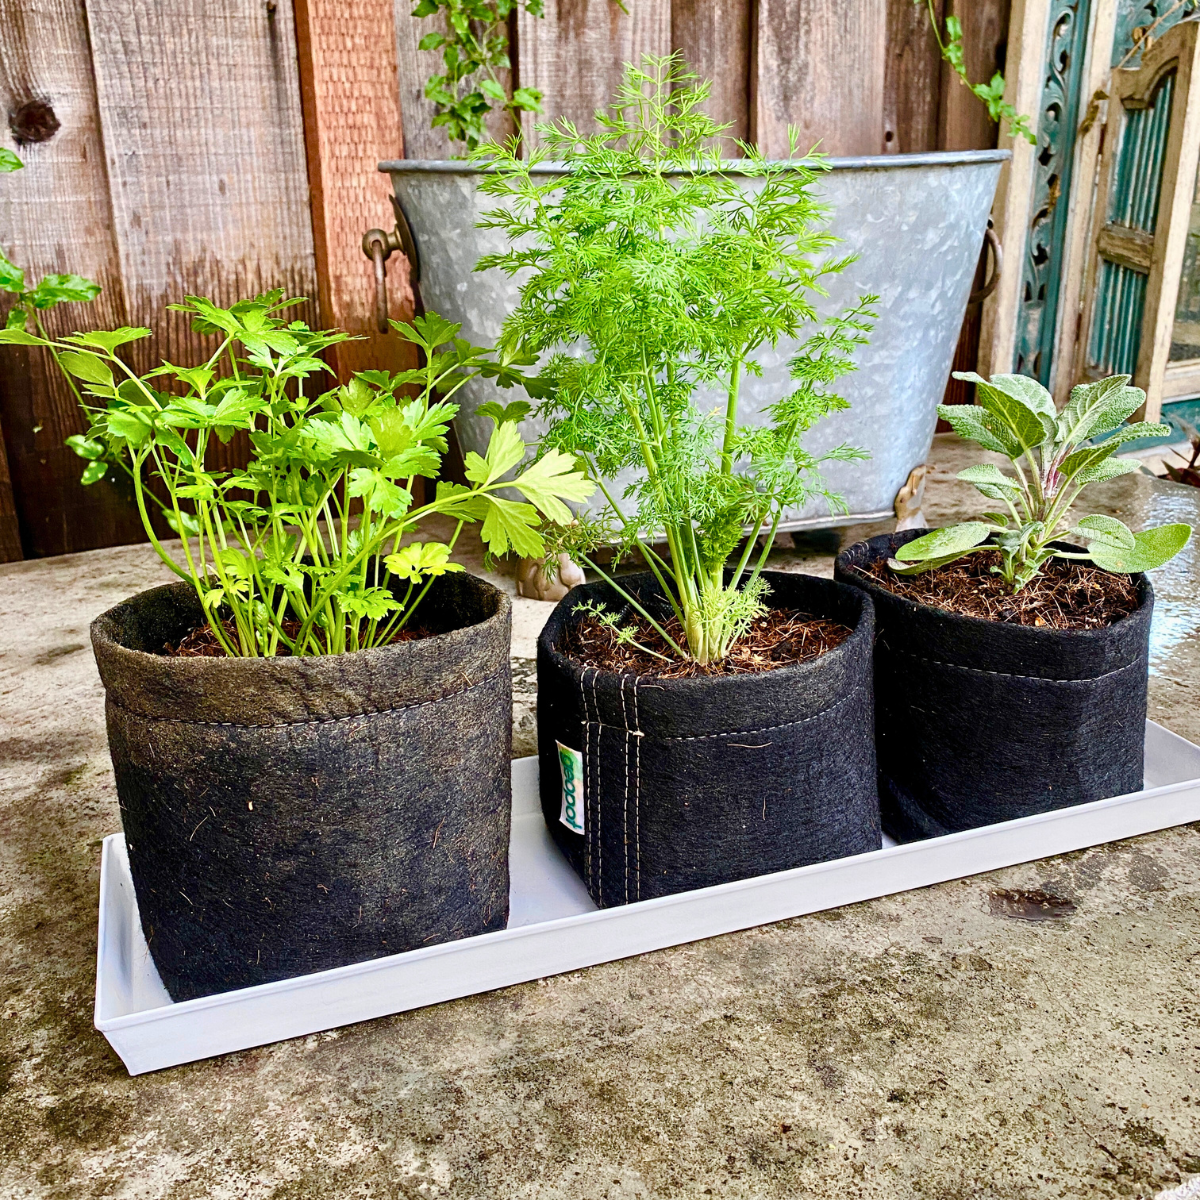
(754, 0, 888, 158)
(0, 0, 143, 558)
(885, 0, 946, 154)
(294, 0, 415, 382)
(671, 0, 753, 146)
(514, 0, 671, 146)
(85, 0, 318, 448)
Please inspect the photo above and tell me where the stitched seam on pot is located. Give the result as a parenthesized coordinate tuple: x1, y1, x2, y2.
(632, 676, 641, 902)
(578, 669, 592, 893)
(624, 676, 633, 902)
(589, 668, 602, 904)
(879, 644, 1141, 684)
(598, 681, 864, 744)
(105, 669, 505, 729)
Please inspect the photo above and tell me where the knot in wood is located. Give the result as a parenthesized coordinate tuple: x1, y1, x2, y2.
(9, 99, 60, 146)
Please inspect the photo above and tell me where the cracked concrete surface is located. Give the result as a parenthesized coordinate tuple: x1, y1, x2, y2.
(1, 435, 1199, 1198)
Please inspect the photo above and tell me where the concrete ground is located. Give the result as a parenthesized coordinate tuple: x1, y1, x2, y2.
(1, 434, 1199, 1199)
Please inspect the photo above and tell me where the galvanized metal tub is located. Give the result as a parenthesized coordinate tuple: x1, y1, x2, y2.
(380, 150, 1009, 530)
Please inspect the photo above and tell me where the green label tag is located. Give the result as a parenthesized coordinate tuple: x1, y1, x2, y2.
(557, 741, 584, 834)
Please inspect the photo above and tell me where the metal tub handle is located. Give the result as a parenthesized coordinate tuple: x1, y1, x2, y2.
(361, 196, 423, 332)
(969, 221, 1002, 306)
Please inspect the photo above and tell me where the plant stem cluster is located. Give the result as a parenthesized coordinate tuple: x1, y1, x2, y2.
(476, 55, 875, 664)
(895, 372, 1191, 589)
(916, 0, 1037, 144)
(0, 295, 590, 656)
(413, 0, 544, 151)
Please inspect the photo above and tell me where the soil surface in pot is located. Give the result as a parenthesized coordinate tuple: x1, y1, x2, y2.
(565, 606, 851, 678)
(856, 551, 1138, 630)
(163, 617, 436, 657)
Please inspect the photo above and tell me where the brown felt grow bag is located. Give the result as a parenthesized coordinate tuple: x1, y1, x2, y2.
(536, 571, 881, 907)
(90, 572, 512, 1002)
(835, 530, 1153, 842)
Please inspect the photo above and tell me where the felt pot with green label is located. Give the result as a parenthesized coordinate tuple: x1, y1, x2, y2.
(535, 571, 881, 907)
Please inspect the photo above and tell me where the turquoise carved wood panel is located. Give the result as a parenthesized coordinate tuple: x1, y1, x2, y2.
(1114, 1, 1198, 66)
(1088, 70, 1176, 376)
(1014, 0, 1091, 384)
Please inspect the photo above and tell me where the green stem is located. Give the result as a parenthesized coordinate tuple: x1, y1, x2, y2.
(746, 506, 784, 587)
(578, 553, 687, 658)
(720, 358, 742, 476)
(130, 454, 188, 581)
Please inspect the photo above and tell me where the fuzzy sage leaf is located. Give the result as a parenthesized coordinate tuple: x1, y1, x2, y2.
(890, 371, 1192, 592)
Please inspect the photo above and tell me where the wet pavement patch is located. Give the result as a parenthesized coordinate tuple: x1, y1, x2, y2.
(988, 888, 1078, 922)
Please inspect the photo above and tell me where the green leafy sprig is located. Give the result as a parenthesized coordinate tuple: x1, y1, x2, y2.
(413, 0, 545, 151)
(917, 0, 1037, 145)
(0, 294, 591, 656)
(892, 372, 1192, 590)
(475, 55, 875, 665)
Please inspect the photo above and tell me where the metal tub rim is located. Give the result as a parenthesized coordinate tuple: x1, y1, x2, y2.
(378, 148, 1011, 177)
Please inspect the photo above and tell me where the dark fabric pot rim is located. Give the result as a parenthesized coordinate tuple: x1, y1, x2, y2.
(538, 570, 876, 744)
(835, 530, 1153, 682)
(837, 529, 1151, 640)
(91, 571, 511, 726)
(538, 568, 873, 696)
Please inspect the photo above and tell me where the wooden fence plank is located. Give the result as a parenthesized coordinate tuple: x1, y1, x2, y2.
(514, 0, 671, 146)
(0, 0, 143, 557)
(670, 0, 753, 145)
(294, 0, 414, 381)
(885, 0, 945, 153)
(755, 0, 887, 157)
(85, 0, 318, 463)
(939, 0, 1012, 150)
(393, 2, 515, 159)
(0, 417, 23, 562)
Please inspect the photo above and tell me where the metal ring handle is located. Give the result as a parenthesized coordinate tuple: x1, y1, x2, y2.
(362, 229, 392, 334)
(969, 223, 1003, 306)
(390, 195, 420, 285)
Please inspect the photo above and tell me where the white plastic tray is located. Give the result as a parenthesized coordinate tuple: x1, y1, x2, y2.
(96, 720, 1200, 1075)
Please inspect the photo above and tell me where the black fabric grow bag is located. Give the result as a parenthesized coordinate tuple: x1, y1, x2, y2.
(90, 572, 512, 1001)
(536, 571, 880, 907)
(835, 530, 1153, 841)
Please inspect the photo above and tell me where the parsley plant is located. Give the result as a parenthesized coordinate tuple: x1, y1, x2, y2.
(0, 295, 590, 656)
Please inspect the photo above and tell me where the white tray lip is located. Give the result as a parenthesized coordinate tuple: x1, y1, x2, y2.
(95, 719, 1200, 1035)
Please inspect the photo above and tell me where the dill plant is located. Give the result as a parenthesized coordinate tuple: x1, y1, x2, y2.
(475, 56, 876, 665)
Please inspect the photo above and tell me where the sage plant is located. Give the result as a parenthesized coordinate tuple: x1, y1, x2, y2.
(893, 372, 1192, 589)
